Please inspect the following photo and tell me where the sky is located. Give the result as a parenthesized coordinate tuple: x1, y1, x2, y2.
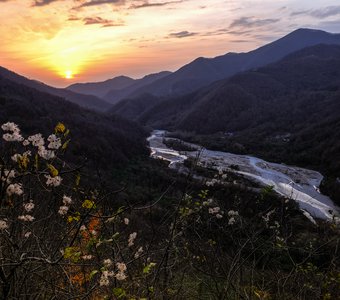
(1, 0, 340, 87)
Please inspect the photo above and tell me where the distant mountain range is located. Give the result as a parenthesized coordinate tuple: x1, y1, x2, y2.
(67, 71, 171, 104)
(66, 28, 340, 106)
(0, 66, 111, 111)
(1, 27, 340, 202)
(108, 28, 340, 118)
(2, 28, 340, 113)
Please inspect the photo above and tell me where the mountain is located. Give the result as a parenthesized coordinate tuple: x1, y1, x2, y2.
(138, 44, 340, 202)
(108, 93, 162, 120)
(0, 66, 111, 111)
(126, 28, 340, 99)
(103, 71, 171, 104)
(0, 73, 148, 172)
(67, 71, 171, 104)
(67, 75, 135, 98)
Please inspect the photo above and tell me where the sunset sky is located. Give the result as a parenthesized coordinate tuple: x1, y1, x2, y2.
(1, 0, 340, 87)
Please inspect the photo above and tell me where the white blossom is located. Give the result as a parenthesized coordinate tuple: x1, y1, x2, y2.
(228, 217, 236, 225)
(24, 232, 32, 238)
(38, 146, 55, 160)
(6, 183, 23, 196)
(23, 200, 34, 212)
(1, 169, 16, 183)
(23, 150, 32, 157)
(18, 215, 35, 222)
(115, 262, 127, 281)
(128, 232, 137, 247)
(103, 259, 113, 268)
(0, 219, 8, 230)
(116, 262, 127, 272)
(134, 246, 143, 259)
(3, 132, 24, 142)
(47, 134, 62, 150)
(115, 272, 127, 281)
(11, 154, 20, 162)
(99, 270, 114, 286)
(22, 139, 30, 146)
(216, 214, 223, 219)
(1, 122, 23, 142)
(262, 209, 275, 223)
(1, 122, 19, 132)
(227, 210, 239, 217)
(124, 218, 129, 225)
(82, 255, 93, 260)
(45, 175, 62, 187)
(209, 207, 221, 215)
(58, 206, 69, 216)
(99, 276, 110, 287)
(28, 134, 44, 147)
(62, 195, 72, 205)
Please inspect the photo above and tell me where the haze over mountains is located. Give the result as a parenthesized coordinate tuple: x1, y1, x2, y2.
(1, 28, 339, 117)
(67, 71, 171, 104)
(1, 27, 340, 187)
(0, 66, 111, 112)
(65, 28, 340, 109)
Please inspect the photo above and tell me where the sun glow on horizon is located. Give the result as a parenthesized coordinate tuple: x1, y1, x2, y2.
(1, 0, 339, 87)
(64, 70, 73, 79)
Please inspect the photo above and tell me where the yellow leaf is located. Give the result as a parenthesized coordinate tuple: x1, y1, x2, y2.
(82, 200, 96, 209)
(47, 164, 59, 177)
(55, 122, 66, 134)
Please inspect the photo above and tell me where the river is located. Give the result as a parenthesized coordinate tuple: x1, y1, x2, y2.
(147, 130, 339, 221)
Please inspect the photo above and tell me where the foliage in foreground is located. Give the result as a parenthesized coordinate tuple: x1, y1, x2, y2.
(0, 122, 339, 299)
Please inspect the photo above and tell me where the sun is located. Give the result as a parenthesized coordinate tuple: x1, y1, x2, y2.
(64, 70, 73, 79)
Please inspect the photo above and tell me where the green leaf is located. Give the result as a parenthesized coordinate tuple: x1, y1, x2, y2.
(89, 270, 98, 280)
(143, 262, 156, 274)
(113, 287, 126, 298)
(62, 139, 71, 150)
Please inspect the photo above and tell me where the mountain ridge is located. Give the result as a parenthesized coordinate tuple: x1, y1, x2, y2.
(0, 66, 111, 111)
(125, 28, 340, 99)
(67, 71, 172, 104)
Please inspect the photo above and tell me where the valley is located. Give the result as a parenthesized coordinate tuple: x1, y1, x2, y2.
(148, 130, 339, 221)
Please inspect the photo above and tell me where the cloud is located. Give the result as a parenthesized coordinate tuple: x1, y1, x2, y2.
(168, 31, 197, 38)
(309, 6, 340, 19)
(68, 15, 81, 21)
(230, 17, 280, 29)
(33, 0, 59, 6)
(129, 0, 184, 9)
(83, 16, 124, 27)
(30, 0, 126, 7)
(291, 6, 340, 19)
(290, 10, 310, 17)
(78, 0, 125, 7)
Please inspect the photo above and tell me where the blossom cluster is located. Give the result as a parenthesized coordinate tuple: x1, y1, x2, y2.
(128, 232, 137, 247)
(1, 122, 66, 188)
(203, 198, 224, 219)
(18, 200, 35, 223)
(227, 210, 239, 225)
(58, 195, 72, 216)
(2, 122, 24, 142)
(99, 260, 128, 286)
